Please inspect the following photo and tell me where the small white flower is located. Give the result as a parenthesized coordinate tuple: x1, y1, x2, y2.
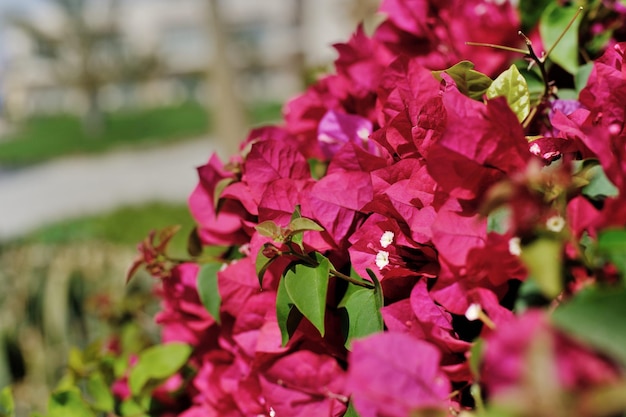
(465, 303, 482, 321)
(375, 250, 390, 270)
(546, 215, 565, 233)
(508, 237, 521, 256)
(529, 142, 541, 156)
(357, 127, 370, 141)
(238, 243, 251, 256)
(318, 133, 336, 144)
(379, 231, 395, 248)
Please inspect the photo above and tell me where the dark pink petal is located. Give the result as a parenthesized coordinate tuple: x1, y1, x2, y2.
(243, 139, 311, 205)
(218, 257, 273, 317)
(189, 156, 251, 246)
(439, 85, 530, 176)
(431, 198, 487, 268)
(327, 141, 391, 174)
(347, 332, 451, 417)
(482, 310, 620, 397)
(232, 291, 284, 357)
(260, 351, 347, 417)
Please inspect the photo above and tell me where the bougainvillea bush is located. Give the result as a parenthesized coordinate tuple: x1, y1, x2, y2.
(18, 1, 626, 416)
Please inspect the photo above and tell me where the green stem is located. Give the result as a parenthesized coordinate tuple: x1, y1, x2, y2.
(330, 268, 375, 289)
(518, 31, 551, 100)
(286, 248, 375, 289)
(464, 41, 529, 55)
(543, 6, 584, 62)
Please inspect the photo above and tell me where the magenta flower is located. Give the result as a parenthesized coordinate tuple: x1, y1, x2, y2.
(482, 309, 620, 397)
(347, 332, 452, 417)
(317, 110, 376, 159)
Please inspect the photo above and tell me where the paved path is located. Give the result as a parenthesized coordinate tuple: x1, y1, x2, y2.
(0, 139, 222, 241)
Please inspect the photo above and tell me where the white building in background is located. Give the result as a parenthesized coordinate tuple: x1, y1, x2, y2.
(0, 0, 367, 120)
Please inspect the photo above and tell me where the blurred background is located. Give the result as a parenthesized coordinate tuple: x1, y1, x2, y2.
(0, 0, 379, 414)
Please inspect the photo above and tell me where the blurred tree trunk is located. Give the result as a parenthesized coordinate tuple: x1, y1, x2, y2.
(9, 0, 158, 139)
(292, 0, 307, 88)
(345, 0, 380, 32)
(206, 0, 248, 159)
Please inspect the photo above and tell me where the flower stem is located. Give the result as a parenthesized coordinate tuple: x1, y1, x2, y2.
(464, 41, 528, 55)
(330, 268, 375, 289)
(543, 6, 584, 62)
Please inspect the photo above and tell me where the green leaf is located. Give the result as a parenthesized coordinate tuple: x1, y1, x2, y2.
(539, 3, 582, 74)
(520, 238, 562, 299)
(288, 217, 324, 247)
(0, 386, 15, 417)
(276, 275, 302, 346)
(213, 177, 235, 211)
(197, 263, 222, 324)
(128, 343, 192, 395)
(343, 401, 362, 417)
(339, 284, 384, 349)
(487, 206, 512, 235)
(486, 64, 530, 123)
(519, 0, 555, 31)
(517, 64, 545, 106)
(597, 229, 626, 279)
(187, 226, 203, 257)
(291, 204, 302, 221)
(119, 398, 148, 417)
(365, 268, 384, 309)
(284, 253, 330, 337)
(288, 217, 324, 234)
(578, 381, 626, 417)
(432, 61, 492, 100)
(86, 372, 114, 412)
(48, 389, 96, 417)
(581, 164, 619, 200)
(255, 247, 274, 288)
(552, 286, 626, 366)
(574, 62, 594, 93)
(513, 278, 550, 312)
(469, 338, 485, 380)
(255, 220, 283, 241)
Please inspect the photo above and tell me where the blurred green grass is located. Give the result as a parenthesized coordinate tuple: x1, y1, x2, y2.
(10, 201, 196, 257)
(0, 101, 282, 168)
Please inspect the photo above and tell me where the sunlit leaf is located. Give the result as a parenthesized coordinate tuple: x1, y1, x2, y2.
(255, 220, 283, 241)
(432, 61, 493, 100)
(119, 398, 148, 417)
(486, 64, 530, 123)
(48, 388, 96, 417)
(539, 3, 582, 74)
(0, 386, 14, 417)
(128, 343, 192, 395)
(197, 263, 222, 324)
(520, 237, 562, 299)
(87, 372, 114, 412)
(552, 286, 626, 366)
(288, 217, 324, 233)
